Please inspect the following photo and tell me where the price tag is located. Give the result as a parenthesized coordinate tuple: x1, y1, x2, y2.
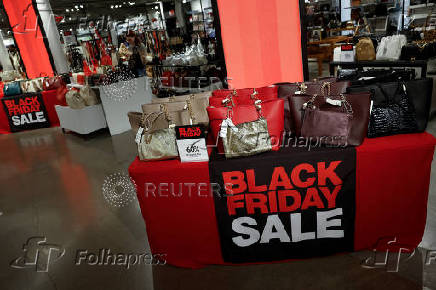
(175, 125, 209, 162)
(340, 44, 355, 62)
(135, 127, 144, 145)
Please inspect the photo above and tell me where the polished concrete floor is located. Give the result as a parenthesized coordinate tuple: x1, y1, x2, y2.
(0, 118, 435, 290)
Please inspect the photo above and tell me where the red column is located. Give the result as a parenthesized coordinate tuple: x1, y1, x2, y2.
(217, 0, 304, 88)
(3, 0, 54, 78)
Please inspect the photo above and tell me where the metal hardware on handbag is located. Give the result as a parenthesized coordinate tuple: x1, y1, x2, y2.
(301, 94, 354, 146)
(221, 101, 272, 158)
(137, 112, 179, 161)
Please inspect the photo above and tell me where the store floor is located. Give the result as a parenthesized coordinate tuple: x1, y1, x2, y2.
(0, 118, 435, 290)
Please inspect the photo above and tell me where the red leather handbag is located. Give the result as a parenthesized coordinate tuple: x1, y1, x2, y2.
(207, 98, 284, 152)
(210, 86, 278, 107)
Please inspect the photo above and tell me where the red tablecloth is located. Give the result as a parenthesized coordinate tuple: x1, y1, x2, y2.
(0, 90, 61, 134)
(129, 133, 436, 268)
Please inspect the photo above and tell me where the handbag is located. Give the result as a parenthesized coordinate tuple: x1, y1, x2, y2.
(221, 102, 272, 158)
(207, 98, 284, 152)
(79, 85, 100, 106)
(3, 81, 22, 96)
(400, 42, 436, 61)
(65, 89, 86, 109)
(128, 109, 172, 135)
(301, 94, 353, 146)
(347, 78, 432, 132)
(210, 87, 277, 106)
(151, 91, 211, 104)
(289, 92, 371, 145)
(376, 35, 407, 61)
(367, 83, 417, 138)
(1, 70, 22, 82)
(21, 78, 44, 93)
(151, 91, 210, 125)
(356, 37, 376, 61)
(137, 112, 179, 161)
(276, 81, 350, 133)
(368, 82, 417, 138)
(143, 97, 208, 126)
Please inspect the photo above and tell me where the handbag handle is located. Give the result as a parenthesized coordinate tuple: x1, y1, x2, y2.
(304, 94, 353, 117)
(377, 81, 405, 105)
(141, 111, 165, 131)
(159, 104, 175, 126)
(320, 82, 331, 96)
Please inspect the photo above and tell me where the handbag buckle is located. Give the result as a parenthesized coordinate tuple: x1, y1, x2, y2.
(299, 83, 307, 94)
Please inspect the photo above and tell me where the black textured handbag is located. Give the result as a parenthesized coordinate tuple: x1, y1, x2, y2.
(368, 83, 417, 138)
(347, 78, 432, 132)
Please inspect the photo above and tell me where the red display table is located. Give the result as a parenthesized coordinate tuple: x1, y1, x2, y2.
(0, 89, 62, 134)
(129, 133, 436, 268)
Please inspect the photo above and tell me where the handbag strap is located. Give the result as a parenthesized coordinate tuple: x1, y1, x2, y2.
(320, 82, 331, 96)
(304, 94, 353, 117)
(141, 111, 165, 131)
(159, 104, 175, 126)
(377, 82, 404, 104)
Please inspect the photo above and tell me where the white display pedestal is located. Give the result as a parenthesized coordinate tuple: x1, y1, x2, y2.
(55, 104, 107, 134)
(99, 76, 152, 136)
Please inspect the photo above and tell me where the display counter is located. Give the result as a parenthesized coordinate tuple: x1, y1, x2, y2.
(129, 133, 436, 268)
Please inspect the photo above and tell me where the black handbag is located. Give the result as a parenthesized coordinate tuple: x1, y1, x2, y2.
(400, 42, 436, 61)
(347, 78, 432, 133)
(367, 83, 417, 138)
(339, 68, 415, 84)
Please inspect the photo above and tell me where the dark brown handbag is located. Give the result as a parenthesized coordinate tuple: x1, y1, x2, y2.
(301, 95, 353, 146)
(275, 81, 350, 132)
(291, 92, 371, 146)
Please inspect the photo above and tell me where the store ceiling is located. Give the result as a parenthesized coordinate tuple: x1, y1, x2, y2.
(50, 0, 172, 17)
(0, 0, 179, 33)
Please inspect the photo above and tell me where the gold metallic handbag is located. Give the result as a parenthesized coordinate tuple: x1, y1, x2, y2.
(221, 101, 272, 158)
(137, 112, 179, 161)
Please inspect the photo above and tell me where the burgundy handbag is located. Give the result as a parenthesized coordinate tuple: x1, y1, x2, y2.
(291, 92, 371, 146)
(275, 81, 350, 132)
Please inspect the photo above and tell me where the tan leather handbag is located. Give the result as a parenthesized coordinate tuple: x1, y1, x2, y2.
(143, 92, 210, 126)
(151, 91, 211, 104)
(128, 111, 170, 135)
(356, 37, 376, 61)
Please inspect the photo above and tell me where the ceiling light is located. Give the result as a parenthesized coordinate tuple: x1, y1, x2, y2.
(74, 5, 78, 9)
(111, 5, 114, 9)
(155, 5, 159, 9)
(66, 9, 69, 12)
(80, 5, 84, 8)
